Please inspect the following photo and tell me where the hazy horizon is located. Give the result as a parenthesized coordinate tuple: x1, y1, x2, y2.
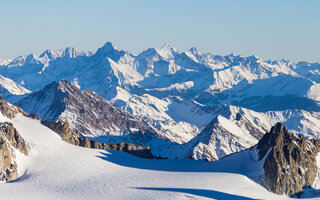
(1, 0, 319, 62)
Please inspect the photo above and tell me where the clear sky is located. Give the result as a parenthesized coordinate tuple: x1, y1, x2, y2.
(0, 0, 319, 62)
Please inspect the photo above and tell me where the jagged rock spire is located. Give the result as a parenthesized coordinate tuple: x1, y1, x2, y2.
(257, 123, 319, 196)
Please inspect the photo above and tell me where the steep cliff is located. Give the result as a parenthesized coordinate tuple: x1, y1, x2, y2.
(257, 123, 319, 196)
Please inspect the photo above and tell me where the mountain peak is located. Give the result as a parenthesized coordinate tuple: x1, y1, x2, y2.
(0, 58, 12, 66)
(63, 47, 80, 58)
(160, 43, 176, 51)
(101, 42, 118, 51)
(54, 79, 79, 93)
(188, 47, 201, 55)
(17, 79, 81, 121)
(153, 43, 177, 60)
(41, 47, 83, 59)
(38, 80, 79, 97)
(39, 49, 53, 59)
(17, 79, 159, 140)
(246, 55, 261, 62)
(25, 54, 41, 64)
(26, 53, 37, 60)
(256, 122, 319, 195)
(93, 42, 125, 62)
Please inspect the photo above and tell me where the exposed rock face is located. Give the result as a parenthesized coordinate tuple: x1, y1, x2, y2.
(0, 96, 26, 119)
(0, 122, 28, 181)
(42, 120, 81, 146)
(42, 120, 154, 159)
(17, 80, 162, 140)
(0, 136, 18, 181)
(0, 122, 29, 156)
(0, 96, 38, 121)
(257, 123, 319, 196)
(0, 96, 29, 181)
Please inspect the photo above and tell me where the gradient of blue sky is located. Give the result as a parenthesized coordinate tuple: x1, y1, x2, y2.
(0, 0, 319, 62)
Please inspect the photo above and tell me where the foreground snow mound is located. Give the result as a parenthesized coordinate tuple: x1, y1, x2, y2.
(0, 113, 291, 199)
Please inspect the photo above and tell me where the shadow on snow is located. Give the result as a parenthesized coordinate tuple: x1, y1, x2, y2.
(133, 187, 260, 200)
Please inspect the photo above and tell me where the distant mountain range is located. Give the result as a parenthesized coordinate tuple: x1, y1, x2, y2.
(1, 42, 320, 110)
(1, 42, 320, 161)
(2, 42, 320, 198)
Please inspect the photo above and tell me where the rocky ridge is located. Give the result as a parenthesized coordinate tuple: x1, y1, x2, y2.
(17, 80, 162, 140)
(42, 120, 154, 159)
(0, 122, 28, 182)
(257, 123, 320, 196)
(0, 96, 29, 181)
(0, 96, 26, 119)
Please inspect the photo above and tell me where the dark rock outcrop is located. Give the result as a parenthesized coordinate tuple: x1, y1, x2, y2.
(42, 120, 81, 146)
(0, 96, 29, 182)
(257, 122, 319, 196)
(42, 120, 154, 159)
(17, 80, 162, 141)
(0, 122, 29, 156)
(0, 96, 26, 119)
(0, 96, 39, 121)
(0, 122, 28, 181)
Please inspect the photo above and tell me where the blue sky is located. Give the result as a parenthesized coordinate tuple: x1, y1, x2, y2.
(0, 0, 319, 62)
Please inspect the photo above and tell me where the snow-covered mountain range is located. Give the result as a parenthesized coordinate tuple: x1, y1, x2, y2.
(2, 42, 320, 198)
(1, 42, 320, 161)
(1, 42, 320, 110)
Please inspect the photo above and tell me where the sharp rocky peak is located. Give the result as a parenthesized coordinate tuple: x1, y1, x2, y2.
(101, 41, 118, 50)
(42, 80, 79, 95)
(24, 54, 40, 64)
(39, 47, 83, 60)
(188, 47, 201, 55)
(63, 47, 79, 58)
(160, 43, 177, 51)
(256, 122, 320, 196)
(56, 79, 78, 92)
(93, 42, 126, 62)
(17, 79, 161, 139)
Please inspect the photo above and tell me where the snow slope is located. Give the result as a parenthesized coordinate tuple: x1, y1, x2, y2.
(108, 87, 218, 144)
(0, 113, 294, 200)
(0, 75, 31, 101)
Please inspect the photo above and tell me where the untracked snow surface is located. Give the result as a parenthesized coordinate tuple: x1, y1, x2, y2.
(0, 113, 296, 200)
